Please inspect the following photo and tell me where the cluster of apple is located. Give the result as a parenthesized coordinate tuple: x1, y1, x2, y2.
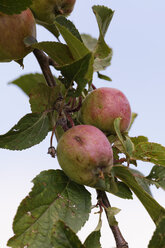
(0, 1, 132, 188)
(0, 0, 76, 62)
(57, 87, 132, 187)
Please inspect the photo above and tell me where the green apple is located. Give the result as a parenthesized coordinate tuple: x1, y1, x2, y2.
(57, 125, 113, 187)
(30, 0, 76, 24)
(0, 9, 36, 62)
(79, 87, 132, 134)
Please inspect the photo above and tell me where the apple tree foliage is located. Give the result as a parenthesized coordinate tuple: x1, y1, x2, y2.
(0, 1, 165, 248)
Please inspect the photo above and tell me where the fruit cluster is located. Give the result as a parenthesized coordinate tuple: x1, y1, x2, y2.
(57, 87, 131, 187)
(0, 1, 131, 188)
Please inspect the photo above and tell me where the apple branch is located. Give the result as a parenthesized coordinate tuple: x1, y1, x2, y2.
(33, 48, 57, 87)
(97, 190, 129, 248)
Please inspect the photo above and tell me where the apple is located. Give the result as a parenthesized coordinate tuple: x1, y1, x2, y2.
(0, 9, 36, 62)
(30, 0, 76, 24)
(79, 87, 132, 134)
(57, 125, 113, 187)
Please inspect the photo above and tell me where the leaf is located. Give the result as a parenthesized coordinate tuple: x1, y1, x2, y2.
(8, 170, 91, 248)
(113, 165, 165, 225)
(129, 168, 152, 195)
(114, 118, 125, 146)
(55, 16, 82, 42)
(106, 207, 121, 226)
(148, 218, 165, 248)
(131, 136, 149, 146)
(92, 5, 114, 38)
(36, 21, 59, 39)
(97, 72, 112, 81)
(92, 5, 114, 71)
(9, 73, 47, 96)
(29, 84, 61, 113)
(55, 17, 89, 60)
(84, 231, 101, 248)
(51, 221, 85, 248)
(114, 118, 135, 156)
(32, 42, 74, 66)
(128, 112, 138, 131)
(0, 0, 32, 14)
(124, 135, 135, 157)
(93, 53, 113, 72)
(84, 216, 102, 248)
(0, 113, 49, 150)
(146, 165, 165, 190)
(94, 175, 133, 200)
(81, 34, 97, 52)
(132, 142, 165, 167)
(57, 53, 93, 96)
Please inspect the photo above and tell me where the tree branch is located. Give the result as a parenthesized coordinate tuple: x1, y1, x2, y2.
(97, 190, 129, 248)
(33, 48, 57, 87)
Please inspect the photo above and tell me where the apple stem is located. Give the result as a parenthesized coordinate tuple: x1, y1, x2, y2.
(65, 112, 75, 127)
(91, 83, 97, 90)
(33, 48, 57, 87)
(97, 190, 129, 248)
(114, 158, 127, 164)
(67, 96, 82, 113)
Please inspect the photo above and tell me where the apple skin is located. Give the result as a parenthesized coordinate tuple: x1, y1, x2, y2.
(30, 0, 76, 24)
(79, 87, 132, 134)
(57, 125, 113, 187)
(0, 9, 36, 62)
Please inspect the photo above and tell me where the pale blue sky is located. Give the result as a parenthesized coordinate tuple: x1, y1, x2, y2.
(0, 0, 165, 247)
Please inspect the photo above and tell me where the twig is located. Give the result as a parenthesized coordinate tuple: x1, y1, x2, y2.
(67, 96, 82, 113)
(91, 83, 97, 90)
(97, 190, 128, 248)
(33, 48, 57, 87)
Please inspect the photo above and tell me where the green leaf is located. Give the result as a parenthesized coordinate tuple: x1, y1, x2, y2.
(124, 135, 135, 157)
(36, 21, 59, 39)
(0, 0, 32, 14)
(29, 84, 61, 113)
(128, 112, 138, 131)
(131, 135, 149, 146)
(0, 113, 49, 150)
(129, 168, 152, 195)
(51, 221, 85, 248)
(114, 118, 135, 156)
(84, 231, 101, 248)
(84, 216, 102, 248)
(92, 5, 114, 71)
(92, 5, 114, 38)
(114, 118, 125, 146)
(55, 16, 82, 42)
(106, 207, 121, 226)
(81, 34, 97, 52)
(58, 53, 93, 96)
(55, 17, 89, 60)
(9, 73, 47, 96)
(93, 51, 113, 72)
(148, 218, 165, 248)
(94, 175, 133, 199)
(132, 142, 165, 167)
(97, 72, 112, 81)
(113, 165, 165, 225)
(8, 170, 91, 248)
(32, 42, 74, 66)
(146, 165, 165, 190)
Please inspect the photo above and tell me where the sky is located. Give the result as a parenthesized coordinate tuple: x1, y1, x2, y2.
(0, 0, 165, 247)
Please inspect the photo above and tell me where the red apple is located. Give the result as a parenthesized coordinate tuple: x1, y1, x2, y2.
(57, 125, 113, 187)
(79, 87, 132, 134)
(0, 9, 36, 62)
